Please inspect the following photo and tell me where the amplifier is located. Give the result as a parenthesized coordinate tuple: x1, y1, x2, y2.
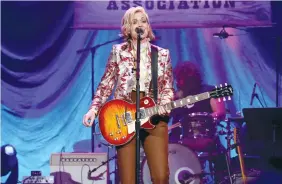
(50, 152, 108, 184)
(22, 176, 54, 184)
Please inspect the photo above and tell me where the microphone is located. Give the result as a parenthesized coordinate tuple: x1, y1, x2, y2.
(250, 83, 257, 106)
(135, 27, 144, 35)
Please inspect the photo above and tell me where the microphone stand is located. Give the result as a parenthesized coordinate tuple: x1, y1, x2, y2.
(77, 37, 123, 153)
(252, 93, 265, 107)
(275, 35, 281, 107)
(135, 33, 142, 184)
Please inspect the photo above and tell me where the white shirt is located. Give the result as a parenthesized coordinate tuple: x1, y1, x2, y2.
(129, 41, 150, 92)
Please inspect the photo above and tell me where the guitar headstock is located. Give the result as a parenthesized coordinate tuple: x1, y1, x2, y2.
(210, 83, 233, 102)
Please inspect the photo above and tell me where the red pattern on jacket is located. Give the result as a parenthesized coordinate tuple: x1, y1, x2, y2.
(90, 42, 174, 114)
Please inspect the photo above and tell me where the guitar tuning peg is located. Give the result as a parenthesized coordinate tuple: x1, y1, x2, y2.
(215, 85, 218, 89)
(228, 96, 231, 100)
(220, 84, 223, 88)
(218, 98, 221, 102)
(223, 97, 226, 101)
(225, 83, 228, 86)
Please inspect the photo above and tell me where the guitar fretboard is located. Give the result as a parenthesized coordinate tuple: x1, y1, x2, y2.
(144, 92, 210, 117)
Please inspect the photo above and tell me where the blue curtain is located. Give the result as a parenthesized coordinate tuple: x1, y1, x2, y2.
(1, 1, 282, 182)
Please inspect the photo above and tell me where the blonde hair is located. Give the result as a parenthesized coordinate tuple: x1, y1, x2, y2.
(121, 6, 155, 43)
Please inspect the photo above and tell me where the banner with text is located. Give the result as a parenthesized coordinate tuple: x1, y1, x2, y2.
(73, 1, 272, 29)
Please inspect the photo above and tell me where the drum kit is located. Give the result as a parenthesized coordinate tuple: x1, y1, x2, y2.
(95, 111, 261, 184)
(143, 112, 229, 184)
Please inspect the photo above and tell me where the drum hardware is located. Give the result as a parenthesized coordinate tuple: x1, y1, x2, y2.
(97, 142, 118, 184)
(87, 154, 117, 177)
(178, 112, 218, 152)
(178, 172, 212, 184)
(172, 112, 228, 183)
(222, 118, 235, 184)
(168, 122, 182, 131)
(142, 144, 203, 184)
(219, 169, 261, 184)
(221, 117, 259, 184)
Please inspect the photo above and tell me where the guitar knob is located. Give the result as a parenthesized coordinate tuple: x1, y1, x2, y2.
(109, 133, 113, 136)
(223, 97, 226, 101)
(218, 98, 221, 102)
(228, 96, 231, 100)
(225, 83, 228, 86)
(220, 84, 223, 88)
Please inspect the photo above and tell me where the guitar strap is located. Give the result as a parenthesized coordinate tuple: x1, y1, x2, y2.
(151, 45, 158, 102)
(150, 45, 169, 124)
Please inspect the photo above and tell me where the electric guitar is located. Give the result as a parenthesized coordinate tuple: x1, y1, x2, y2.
(98, 83, 233, 146)
(234, 127, 247, 184)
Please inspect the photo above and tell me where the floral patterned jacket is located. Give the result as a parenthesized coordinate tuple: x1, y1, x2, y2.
(90, 42, 174, 115)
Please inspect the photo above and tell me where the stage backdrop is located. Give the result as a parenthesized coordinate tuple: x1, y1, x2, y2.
(74, 1, 272, 29)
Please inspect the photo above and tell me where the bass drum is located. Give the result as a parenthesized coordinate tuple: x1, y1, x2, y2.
(141, 144, 202, 184)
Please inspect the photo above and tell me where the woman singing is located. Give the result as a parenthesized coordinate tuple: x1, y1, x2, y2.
(83, 6, 174, 184)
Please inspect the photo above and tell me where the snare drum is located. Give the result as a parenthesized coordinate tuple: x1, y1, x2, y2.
(141, 144, 202, 184)
(180, 112, 217, 151)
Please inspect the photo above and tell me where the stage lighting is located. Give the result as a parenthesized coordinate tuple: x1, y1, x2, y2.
(1, 144, 18, 184)
(213, 26, 233, 39)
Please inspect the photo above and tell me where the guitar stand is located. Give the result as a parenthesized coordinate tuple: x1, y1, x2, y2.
(224, 120, 234, 184)
(224, 147, 234, 184)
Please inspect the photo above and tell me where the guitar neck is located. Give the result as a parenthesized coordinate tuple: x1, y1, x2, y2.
(145, 92, 210, 117)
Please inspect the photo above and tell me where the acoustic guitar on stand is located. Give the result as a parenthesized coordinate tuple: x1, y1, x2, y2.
(98, 83, 233, 146)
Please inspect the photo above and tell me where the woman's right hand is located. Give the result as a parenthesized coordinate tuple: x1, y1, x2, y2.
(82, 109, 96, 127)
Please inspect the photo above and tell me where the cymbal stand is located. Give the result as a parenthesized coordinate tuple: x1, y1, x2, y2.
(88, 154, 116, 183)
(95, 142, 115, 184)
(224, 119, 233, 184)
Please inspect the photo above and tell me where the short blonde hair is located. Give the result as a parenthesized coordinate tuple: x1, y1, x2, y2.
(121, 6, 155, 42)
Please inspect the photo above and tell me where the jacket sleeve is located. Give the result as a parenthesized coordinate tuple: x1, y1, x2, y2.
(89, 45, 118, 114)
(159, 49, 174, 105)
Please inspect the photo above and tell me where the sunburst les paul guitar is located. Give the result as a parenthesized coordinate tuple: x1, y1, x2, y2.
(98, 83, 233, 146)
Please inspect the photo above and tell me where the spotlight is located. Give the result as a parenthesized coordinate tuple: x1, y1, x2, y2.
(1, 144, 18, 184)
(213, 26, 233, 39)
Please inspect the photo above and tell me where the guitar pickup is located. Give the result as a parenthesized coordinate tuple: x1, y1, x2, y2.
(140, 108, 146, 119)
(125, 112, 132, 124)
(115, 115, 121, 128)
